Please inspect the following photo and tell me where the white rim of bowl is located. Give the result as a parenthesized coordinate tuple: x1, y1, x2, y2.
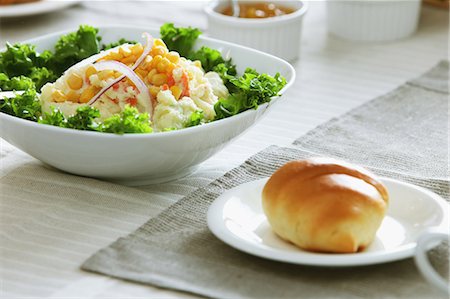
(204, 0, 308, 26)
(0, 25, 296, 140)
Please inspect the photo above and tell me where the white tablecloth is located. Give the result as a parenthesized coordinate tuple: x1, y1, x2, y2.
(1, 1, 448, 298)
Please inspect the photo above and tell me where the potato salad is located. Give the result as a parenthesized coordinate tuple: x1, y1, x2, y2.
(40, 38, 228, 131)
(0, 24, 286, 134)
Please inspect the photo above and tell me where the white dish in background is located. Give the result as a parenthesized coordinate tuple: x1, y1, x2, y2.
(327, 0, 421, 42)
(0, 26, 295, 185)
(207, 177, 449, 267)
(0, 0, 80, 18)
(205, 0, 308, 62)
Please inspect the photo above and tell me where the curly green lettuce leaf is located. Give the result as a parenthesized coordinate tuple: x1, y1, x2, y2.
(160, 23, 201, 58)
(186, 110, 203, 127)
(0, 43, 53, 78)
(101, 38, 137, 51)
(18, 103, 152, 134)
(39, 105, 100, 130)
(38, 107, 67, 127)
(0, 43, 56, 90)
(98, 105, 152, 134)
(160, 24, 236, 74)
(0, 73, 34, 91)
(51, 25, 101, 75)
(66, 105, 101, 130)
(29, 67, 58, 90)
(0, 89, 41, 121)
(214, 68, 286, 119)
(188, 46, 236, 74)
(162, 127, 178, 132)
(212, 62, 237, 86)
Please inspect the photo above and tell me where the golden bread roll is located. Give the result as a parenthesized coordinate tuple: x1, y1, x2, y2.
(262, 157, 389, 253)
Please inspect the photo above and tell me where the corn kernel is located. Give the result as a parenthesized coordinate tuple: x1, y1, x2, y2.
(166, 52, 180, 64)
(119, 47, 132, 57)
(98, 70, 114, 81)
(136, 68, 148, 79)
(154, 39, 167, 48)
(110, 51, 123, 61)
(80, 86, 99, 103)
(157, 58, 171, 73)
(52, 90, 67, 102)
(121, 55, 136, 64)
(147, 69, 157, 82)
(166, 62, 176, 74)
(67, 73, 83, 90)
(85, 66, 97, 78)
(151, 45, 168, 57)
(142, 55, 153, 69)
(149, 85, 160, 97)
(151, 73, 168, 86)
(66, 91, 79, 103)
(151, 55, 163, 67)
(193, 60, 202, 68)
(145, 55, 153, 63)
(131, 44, 144, 56)
(170, 85, 182, 100)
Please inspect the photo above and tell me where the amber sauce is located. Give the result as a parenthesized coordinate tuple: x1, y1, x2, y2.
(221, 2, 295, 18)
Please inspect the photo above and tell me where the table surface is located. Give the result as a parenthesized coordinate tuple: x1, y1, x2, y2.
(1, 1, 448, 298)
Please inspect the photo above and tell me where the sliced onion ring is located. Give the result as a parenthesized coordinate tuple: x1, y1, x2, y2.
(131, 32, 153, 70)
(87, 60, 152, 114)
(88, 33, 154, 107)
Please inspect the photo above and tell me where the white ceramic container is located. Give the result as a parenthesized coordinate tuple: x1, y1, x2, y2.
(415, 228, 450, 295)
(0, 26, 295, 186)
(205, 0, 308, 62)
(327, 0, 422, 42)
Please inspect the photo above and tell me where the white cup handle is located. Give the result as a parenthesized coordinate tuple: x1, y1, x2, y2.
(414, 228, 449, 295)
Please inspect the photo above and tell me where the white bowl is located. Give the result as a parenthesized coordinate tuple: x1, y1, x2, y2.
(0, 26, 295, 186)
(205, 0, 308, 62)
(327, 0, 421, 42)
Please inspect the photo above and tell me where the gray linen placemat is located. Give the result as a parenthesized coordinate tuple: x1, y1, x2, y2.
(82, 61, 449, 299)
(293, 60, 449, 180)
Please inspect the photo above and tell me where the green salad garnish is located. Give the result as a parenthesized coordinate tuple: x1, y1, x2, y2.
(0, 23, 287, 134)
(214, 68, 287, 119)
(101, 38, 137, 51)
(0, 89, 41, 121)
(159, 23, 201, 58)
(39, 105, 152, 134)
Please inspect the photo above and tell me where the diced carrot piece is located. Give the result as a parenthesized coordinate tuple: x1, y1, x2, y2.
(181, 71, 190, 97)
(126, 98, 138, 106)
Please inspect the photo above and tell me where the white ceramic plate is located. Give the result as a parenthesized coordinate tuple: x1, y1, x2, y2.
(207, 177, 449, 267)
(0, 0, 80, 18)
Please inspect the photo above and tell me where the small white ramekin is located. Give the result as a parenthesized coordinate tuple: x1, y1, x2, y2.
(204, 0, 308, 62)
(327, 0, 421, 42)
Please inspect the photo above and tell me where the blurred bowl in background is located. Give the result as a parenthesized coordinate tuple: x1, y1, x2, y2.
(327, 0, 421, 42)
(205, 0, 307, 62)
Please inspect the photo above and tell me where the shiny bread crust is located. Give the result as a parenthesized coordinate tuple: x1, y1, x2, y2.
(262, 158, 389, 253)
